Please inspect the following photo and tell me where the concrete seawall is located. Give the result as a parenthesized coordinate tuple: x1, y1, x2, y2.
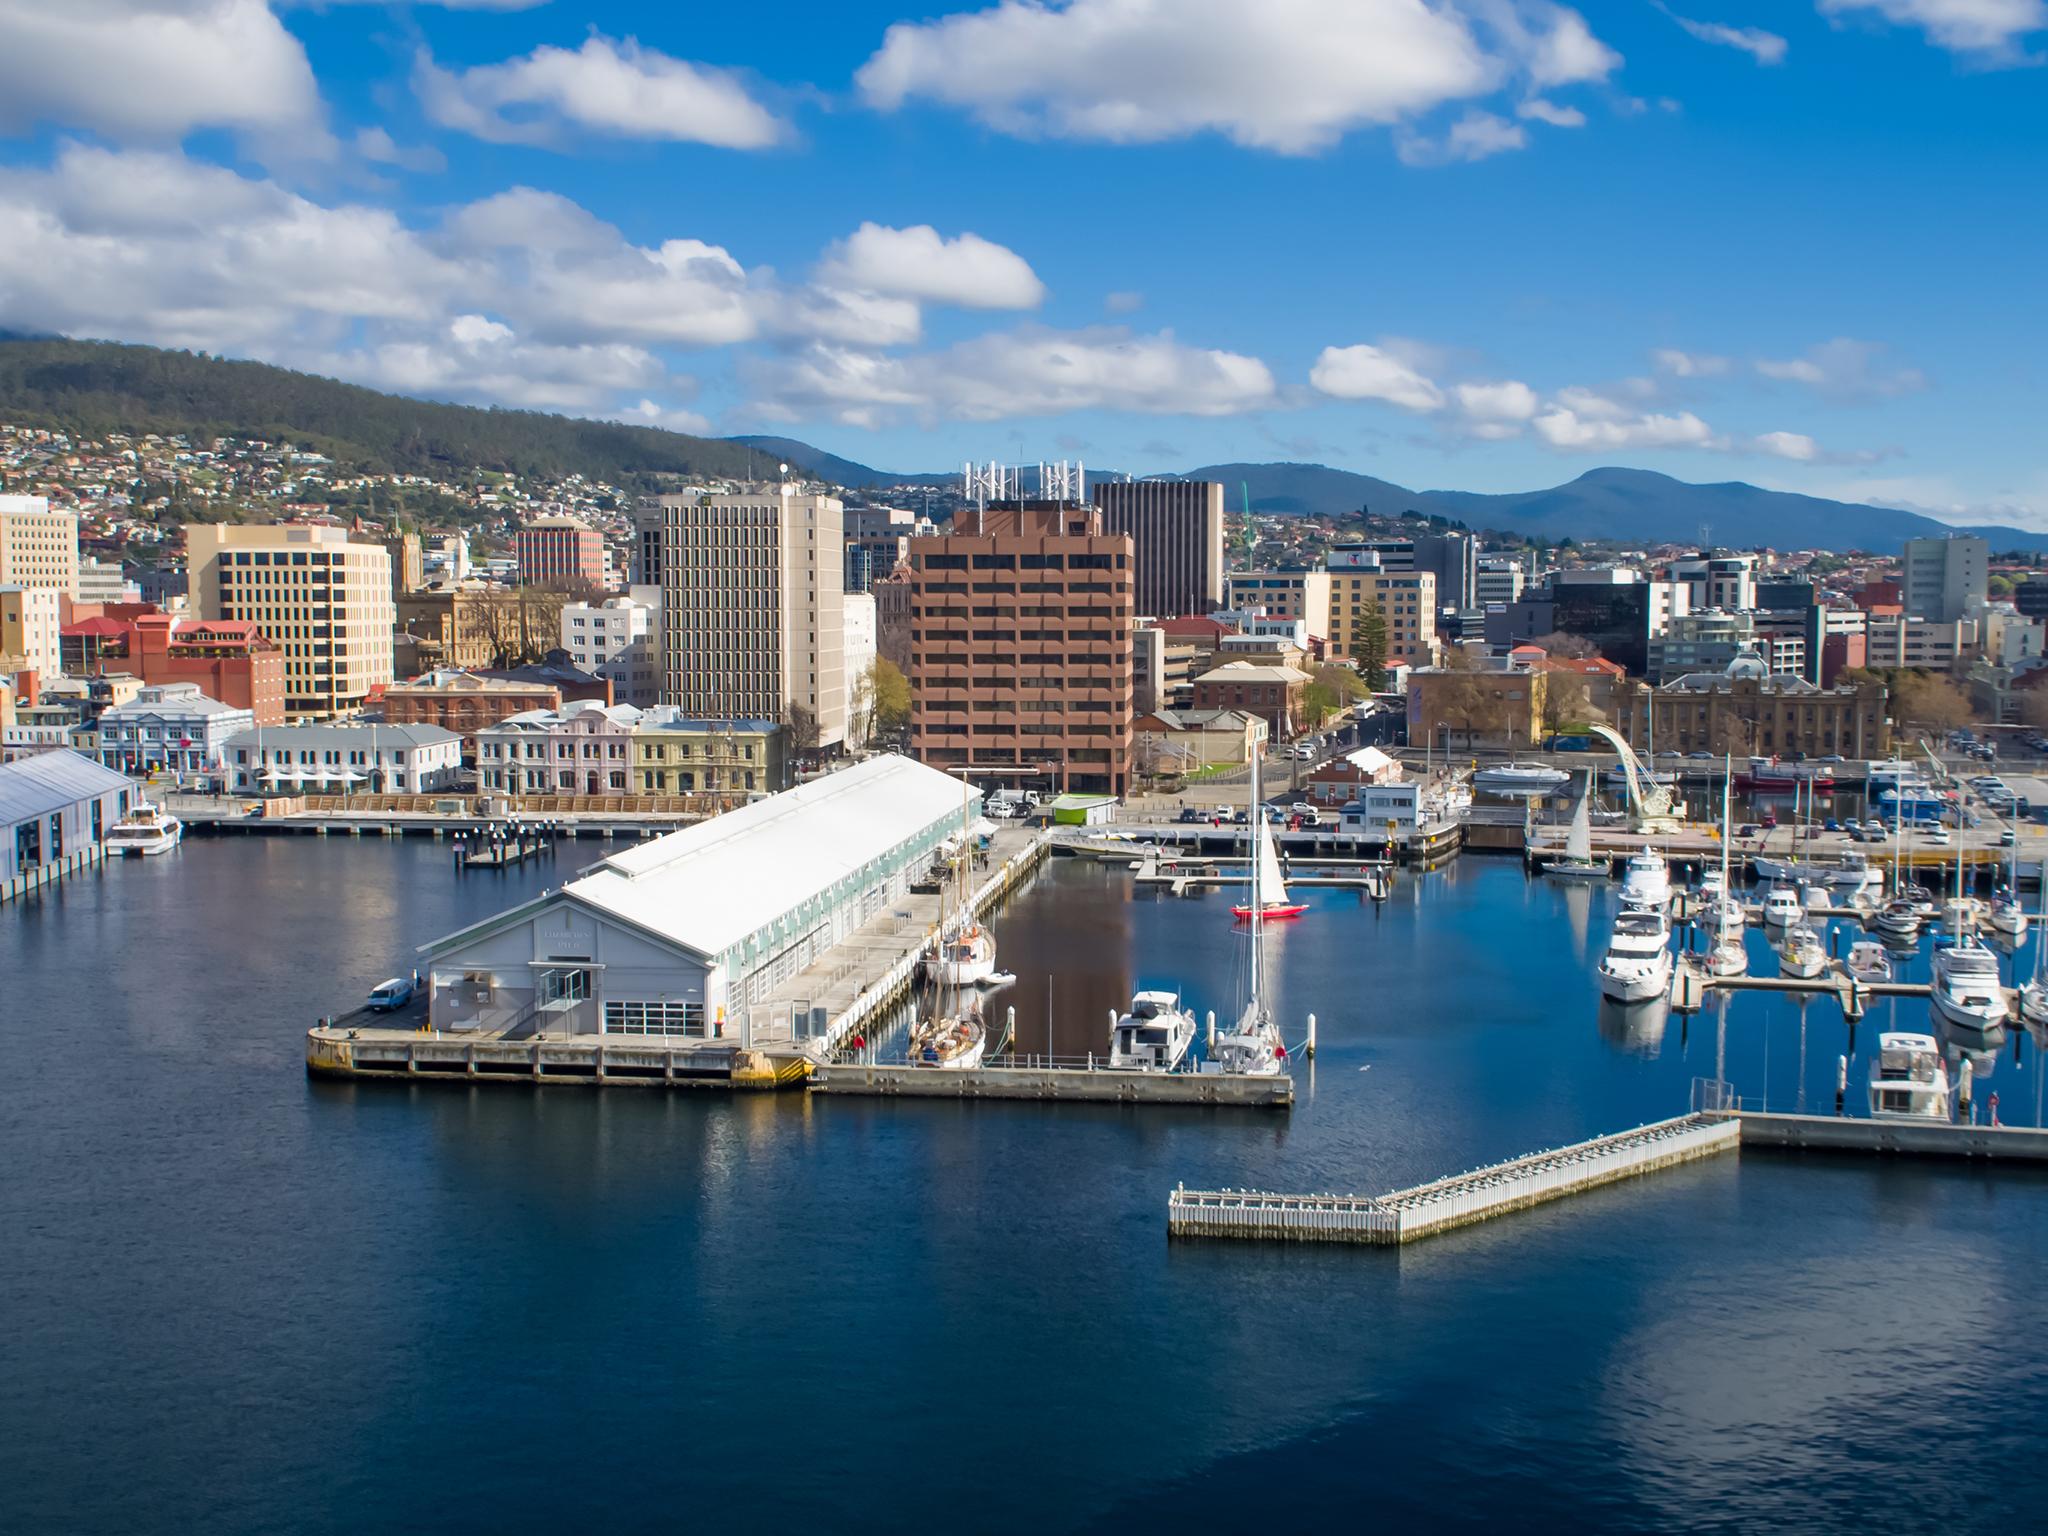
(812, 1060, 1293, 1107)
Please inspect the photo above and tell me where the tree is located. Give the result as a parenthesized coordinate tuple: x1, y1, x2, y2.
(1530, 630, 1596, 660)
(847, 664, 875, 746)
(2018, 686, 2048, 732)
(1353, 599, 1390, 691)
(1891, 670, 1974, 733)
(1541, 670, 1596, 733)
(1989, 574, 2016, 597)
(869, 657, 912, 736)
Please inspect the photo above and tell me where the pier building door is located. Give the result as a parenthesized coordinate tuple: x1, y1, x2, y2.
(535, 965, 594, 1032)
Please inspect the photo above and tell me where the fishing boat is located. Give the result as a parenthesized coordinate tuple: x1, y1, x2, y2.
(1208, 752, 1289, 1078)
(1107, 991, 1198, 1072)
(1779, 923, 1828, 978)
(1598, 907, 1674, 1003)
(1845, 940, 1893, 984)
(1473, 762, 1570, 798)
(1761, 884, 1804, 927)
(1545, 770, 1608, 880)
(1867, 1032, 1953, 1121)
(1233, 756, 1307, 921)
(105, 800, 182, 856)
(1618, 849, 1671, 912)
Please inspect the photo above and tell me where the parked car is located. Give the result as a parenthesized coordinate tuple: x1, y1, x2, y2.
(1737, 823, 1760, 838)
(1687, 751, 1714, 760)
(2001, 828, 2018, 846)
(1176, 806, 1205, 823)
(1656, 750, 1681, 760)
(366, 977, 416, 1013)
(1823, 818, 1841, 832)
(1925, 825, 1951, 845)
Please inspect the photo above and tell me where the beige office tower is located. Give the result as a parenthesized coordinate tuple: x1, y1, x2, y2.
(186, 524, 394, 719)
(0, 494, 81, 598)
(652, 486, 846, 749)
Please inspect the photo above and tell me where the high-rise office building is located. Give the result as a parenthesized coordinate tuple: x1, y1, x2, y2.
(1326, 550, 1436, 666)
(844, 505, 916, 594)
(186, 523, 394, 719)
(0, 494, 80, 599)
(1900, 535, 1988, 623)
(910, 502, 1133, 794)
(515, 515, 605, 589)
(650, 486, 846, 749)
(1091, 479, 1223, 617)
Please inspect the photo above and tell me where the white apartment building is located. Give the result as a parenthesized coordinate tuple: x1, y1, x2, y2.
(1901, 535, 1987, 623)
(76, 558, 140, 605)
(651, 484, 847, 749)
(0, 494, 80, 598)
(562, 589, 660, 707)
(187, 524, 395, 720)
(1223, 570, 1332, 638)
(1, 584, 64, 677)
(843, 591, 876, 689)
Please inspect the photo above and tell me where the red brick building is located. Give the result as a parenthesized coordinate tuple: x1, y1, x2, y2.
(60, 611, 287, 725)
(515, 516, 605, 588)
(1192, 660, 1312, 740)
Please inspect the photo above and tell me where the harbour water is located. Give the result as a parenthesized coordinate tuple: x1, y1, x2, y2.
(5, 839, 2048, 1533)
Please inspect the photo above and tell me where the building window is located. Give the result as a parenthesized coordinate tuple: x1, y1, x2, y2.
(603, 999, 706, 1037)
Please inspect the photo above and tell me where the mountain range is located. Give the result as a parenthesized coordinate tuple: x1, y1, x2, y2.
(0, 336, 2035, 554)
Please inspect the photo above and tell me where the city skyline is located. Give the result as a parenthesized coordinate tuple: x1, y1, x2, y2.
(0, 3, 2043, 526)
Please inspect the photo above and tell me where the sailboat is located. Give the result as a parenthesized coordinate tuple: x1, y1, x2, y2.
(1987, 827, 2028, 938)
(909, 797, 988, 1069)
(2022, 879, 2048, 1027)
(1232, 754, 1307, 921)
(1545, 768, 1607, 880)
(1208, 750, 1289, 1076)
(1705, 755, 1749, 977)
(1929, 826, 2006, 1036)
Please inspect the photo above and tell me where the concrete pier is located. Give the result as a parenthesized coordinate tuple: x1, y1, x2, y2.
(812, 1060, 1293, 1107)
(1732, 1111, 2048, 1160)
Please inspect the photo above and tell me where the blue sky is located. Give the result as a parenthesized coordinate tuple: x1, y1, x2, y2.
(0, 2, 2043, 525)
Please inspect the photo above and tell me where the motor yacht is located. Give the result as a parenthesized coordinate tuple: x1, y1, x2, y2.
(1762, 884, 1804, 928)
(1872, 897, 1922, 942)
(1845, 940, 1893, 985)
(1987, 885, 2028, 938)
(1867, 1032, 1953, 1120)
(1107, 991, 1197, 1072)
(1598, 907, 1675, 1003)
(1930, 938, 2008, 1034)
(105, 801, 182, 857)
(1779, 923, 1828, 979)
(1618, 849, 1671, 912)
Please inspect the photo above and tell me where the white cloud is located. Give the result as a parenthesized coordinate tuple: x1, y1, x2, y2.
(763, 286, 925, 348)
(615, 398, 715, 435)
(816, 223, 1045, 309)
(1652, 347, 1733, 377)
(857, 0, 1620, 156)
(1754, 337, 1927, 399)
(1517, 97, 1587, 126)
(1817, 0, 2047, 60)
(1534, 405, 1718, 449)
(745, 327, 1278, 426)
(1104, 290, 1145, 314)
(0, 1, 324, 147)
(1309, 343, 1445, 411)
(1656, 5, 1790, 64)
(1752, 430, 1820, 460)
(415, 35, 786, 148)
(354, 126, 445, 175)
(324, 315, 672, 415)
(1398, 108, 1528, 164)
(1454, 378, 1542, 421)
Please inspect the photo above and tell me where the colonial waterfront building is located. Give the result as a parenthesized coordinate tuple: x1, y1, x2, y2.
(1614, 654, 1890, 759)
(632, 707, 786, 796)
(473, 701, 642, 795)
(95, 683, 254, 778)
(223, 722, 463, 795)
(420, 754, 975, 1041)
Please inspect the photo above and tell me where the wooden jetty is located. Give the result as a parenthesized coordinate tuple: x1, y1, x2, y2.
(812, 1059, 1294, 1108)
(1168, 1114, 1738, 1245)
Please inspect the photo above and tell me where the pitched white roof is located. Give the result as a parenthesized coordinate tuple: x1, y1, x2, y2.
(562, 754, 975, 959)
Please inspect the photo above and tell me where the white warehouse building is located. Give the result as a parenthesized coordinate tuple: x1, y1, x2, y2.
(420, 754, 979, 1043)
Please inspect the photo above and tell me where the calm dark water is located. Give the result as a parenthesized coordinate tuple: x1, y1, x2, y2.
(5, 838, 2047, 1534)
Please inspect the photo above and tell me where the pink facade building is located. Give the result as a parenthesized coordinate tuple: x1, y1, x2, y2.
(474, 700, 641, 794)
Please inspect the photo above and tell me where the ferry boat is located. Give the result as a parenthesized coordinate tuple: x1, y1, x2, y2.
(1107, 991, 1198, 1072)
(1473, 762, 1570, 798)
(1867, 1032, 1953, 1120)
(105, 801, 182, 856)
(1597, 907, 1674, 1003)
(1845, 940, 1893, 984)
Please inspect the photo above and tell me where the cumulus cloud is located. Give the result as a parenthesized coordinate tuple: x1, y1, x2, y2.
(1454, 378, 1542, 421)
(0, 1, 325, 149)
(744, 327, 1278, 427)
(415, 35, 786, 148)
(1654, 4, 1789, 64)
(1751, 430, 1819, 460)
(1818, 0, 2047, 60)
(816, 222, 1045, 309)
(1755, 337, 1927, 399)
(1652, 347, 1733, 377)
(1310, 343, 1446, 411)
(1533, 404, 1717, 450)
(353, 126, 446, 175)
(1517, 97, 1587, 126)
(323, 315, 672, 415)
(856, 0, 1618, 156)
(1398, 108, 1528, 164)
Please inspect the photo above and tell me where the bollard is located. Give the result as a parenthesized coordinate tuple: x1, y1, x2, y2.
(1836, 1054, 1847, 1116)
(1207, 1010, 1216, 1052)
(1306, 1012, 1317, 1059)
(1959, 1057, 1974, 1122)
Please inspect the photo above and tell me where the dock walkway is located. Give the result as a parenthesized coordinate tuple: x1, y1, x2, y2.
(812, 1059, 1293, 1107)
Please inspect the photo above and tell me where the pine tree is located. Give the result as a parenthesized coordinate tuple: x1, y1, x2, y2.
(1355, 599, 1390, 692)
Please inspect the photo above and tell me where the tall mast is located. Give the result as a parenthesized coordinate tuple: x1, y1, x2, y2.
(1249, 749, 1262, 1013)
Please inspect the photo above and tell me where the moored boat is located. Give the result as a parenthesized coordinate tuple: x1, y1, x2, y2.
(1845, 940, 1893, 985)
(1473, 762, 1570, 798)
(1779, 923, 1828, 978)
(1108, 991, 1198, 1072)
(1867, 1032, 1953, 1120)
(105, 800, 182, 857)
(1598, 907, 1674, 1003)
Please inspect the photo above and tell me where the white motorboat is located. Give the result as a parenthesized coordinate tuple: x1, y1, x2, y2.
(1705, 933, 1750, 977)
(105, 800, 182, 856)
(1987, 888, 2028, 937)
(1205, 750, 1288, 1077)
(1753, 850, 1879, 893)
(1845, 940, 1893, 985)
(1779, 923, 1828, 978)
(1762, 884, 1804, 927)
(1545, 771, 1608, 880)
(934, 922, 997, 987)
(1107, 991, 1197, 1072)
(1474, 762, 1570, 798)
(1699, 865, 1726, 904)
(1598, 907, 1674, 1003)
(1872, 897, 1921, 942)
(2022, 880, 2048, 1027)
(1867, 1032, 1953, 1120)
(1618, 849, 1671, 913)
(1930, 938, 2007, 1034)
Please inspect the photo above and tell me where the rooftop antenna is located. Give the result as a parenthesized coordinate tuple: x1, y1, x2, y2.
(1038, 459, 1085, 504)
(963, 461, 1013, 533)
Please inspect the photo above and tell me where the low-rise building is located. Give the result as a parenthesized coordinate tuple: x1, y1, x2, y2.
(1191, 660, 1312, 741)
(1405, 667, 1547, 749)
(474, 700, 642, 795)
(1223, 569, 1331, 639)
(0, 749, 135, 884)
(95, 683, 255, 778)
(418, 754, 975, 1040)
(381, 670, 563, 747)
(1337, 781, 1423, 838)
(632, 708, 786, 796)
(223, 722, 464, 796)
(1864, 614, 1976, 670)
(1132, 707, 1267, 772)
(1303, 746, 1401, 806)
(61, 612, 288, 725)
